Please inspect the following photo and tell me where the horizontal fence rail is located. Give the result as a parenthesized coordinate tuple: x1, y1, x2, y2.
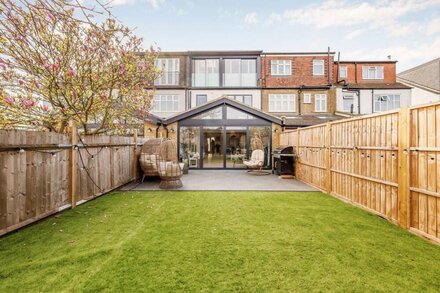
(280, 102, 440, 243)
(0, 127, 146, 236)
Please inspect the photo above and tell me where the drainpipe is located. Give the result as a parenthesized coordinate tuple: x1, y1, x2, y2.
(298, 85, 303, 115)
(371, 89, 374, 113)
(155, 124, 160, 138)
(355, 89, 361, 114)
(355, 62, 358, 84)
(327, 46, 331, 85)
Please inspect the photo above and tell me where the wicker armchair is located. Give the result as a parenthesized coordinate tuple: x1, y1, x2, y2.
(139, 138, 164, 182)
(157, 139, 184, 189)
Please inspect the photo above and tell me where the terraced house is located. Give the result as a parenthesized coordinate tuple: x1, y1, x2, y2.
(145, 49, 411, 169)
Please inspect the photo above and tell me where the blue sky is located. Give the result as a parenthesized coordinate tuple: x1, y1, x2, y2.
(108, 0, 440, 71)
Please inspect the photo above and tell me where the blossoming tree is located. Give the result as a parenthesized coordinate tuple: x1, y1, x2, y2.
(0, 0, 159, 134)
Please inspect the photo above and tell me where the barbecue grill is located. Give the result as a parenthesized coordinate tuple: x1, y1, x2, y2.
(272, 146, 295, 176)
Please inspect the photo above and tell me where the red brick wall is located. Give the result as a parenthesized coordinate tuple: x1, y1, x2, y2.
(333, 62, 396, 84)
(261, 55, 334, 88)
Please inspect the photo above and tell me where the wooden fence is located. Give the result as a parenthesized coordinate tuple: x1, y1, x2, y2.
(280, 101, 440, 243)
(0, 127, 145, 236)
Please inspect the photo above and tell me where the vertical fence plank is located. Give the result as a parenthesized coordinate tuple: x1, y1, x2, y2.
(68, 121, 78, 208)
(398, 108, 410, 228)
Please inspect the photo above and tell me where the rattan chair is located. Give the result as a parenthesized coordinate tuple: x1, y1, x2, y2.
(243, 149, 270, 175)
(157, 139, 184, 189)
(139, 138, 164, 182)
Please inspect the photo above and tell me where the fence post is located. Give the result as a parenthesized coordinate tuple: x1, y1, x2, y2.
(132, 129, 138, 180)
(325, 123, 332, 193)
(68, 120, 78, 208)
(398, 107, 410, 228)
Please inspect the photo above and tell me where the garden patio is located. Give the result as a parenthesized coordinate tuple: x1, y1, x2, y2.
(1, 190, 440, 292)
(122, 170, 317, 191)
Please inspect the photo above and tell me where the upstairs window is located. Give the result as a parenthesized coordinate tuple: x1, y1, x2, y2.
(313, 60, 324, 76)
(152, 95, 179, 113)
(303, 93, 311, 104)
(224, 59, 257, 87)
(271, 60, 292, 76)
(155, 58, 180, 85)
(314, 94, 327, 112)
(227, 95, 252, 106)
(268, 94, 295, 112)
(362, 66, 384, 80)
(196, 95, 207, 106)
(373, 94, 400, 112)
(192, 59, 220, 87)
(339, 66, 348, 78)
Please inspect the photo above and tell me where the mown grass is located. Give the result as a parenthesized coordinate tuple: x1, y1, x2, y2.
(1, 191, 440, 292)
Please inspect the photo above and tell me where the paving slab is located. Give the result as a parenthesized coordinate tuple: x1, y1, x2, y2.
(121, 170, 317, 191)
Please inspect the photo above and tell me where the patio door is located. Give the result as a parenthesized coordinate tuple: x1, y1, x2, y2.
(226, 127, 248, 168)
(202, 126, 224, 168)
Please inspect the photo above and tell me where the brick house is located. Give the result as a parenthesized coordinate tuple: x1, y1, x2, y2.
(144, 49, 411, 170)
(333, 60, 411, 115)
(260, 52, 341, 128)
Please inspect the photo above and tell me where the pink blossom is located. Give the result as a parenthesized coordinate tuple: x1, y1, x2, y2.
(41, 104, 49, 112)
(5, 96, 15, 105)
(18, 79, 24, 85)
(67, 69, 76, 77)
(47, 12, 55, 22)
(100, 95, 108, 101)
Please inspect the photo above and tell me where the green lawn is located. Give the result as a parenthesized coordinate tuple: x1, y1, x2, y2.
(1, 191, 440, 292)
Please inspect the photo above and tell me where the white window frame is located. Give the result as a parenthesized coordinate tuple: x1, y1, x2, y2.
(227, 95, 253, 106)
(342, 94, 354, 112)
(362, 66, 384, 80)
(314, 94, 327, 112)
(313, 60, 324, 76)
(268, 94, 295, 112)
(373, 94, 400, 112)
(271, 60, 292, 76)
(303, 93, 311, 104)
(152, 95, 180, 113)
(339, 66, 348, 79)
(154, 58, 180, 86)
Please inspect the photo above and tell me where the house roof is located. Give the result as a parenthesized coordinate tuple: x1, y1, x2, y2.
(283, 114, 343, 127)
(162, 96, 283, 125)
(397, 58, 440, 94)
(345, 82, 411, 90)
(337, 60, 397, 64)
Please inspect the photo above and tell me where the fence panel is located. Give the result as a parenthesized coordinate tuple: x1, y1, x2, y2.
(330, 111, 400, 222)
(0, 130, 70, 233)
(409, 103, 440, 240)
(0, 129, 143, 236)
(296, 125, 327, 191)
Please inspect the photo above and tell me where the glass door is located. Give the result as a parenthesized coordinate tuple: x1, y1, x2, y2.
(226, 127, 247, 168)
(202, 126, 224, 168)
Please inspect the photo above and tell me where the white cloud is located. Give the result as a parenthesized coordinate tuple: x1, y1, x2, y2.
(280, 0, 440, 29)
(265, 13, 283, 26)
(243, 12, 258, 24)
(147, 0, 165, 10)
(345, 29, 364, 40)
(342, 36, 440, 71)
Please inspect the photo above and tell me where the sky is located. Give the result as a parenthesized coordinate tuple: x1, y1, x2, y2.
(106, 0, 440, 72)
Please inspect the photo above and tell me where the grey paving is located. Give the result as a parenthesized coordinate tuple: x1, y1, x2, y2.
(121, 170, 317, 191)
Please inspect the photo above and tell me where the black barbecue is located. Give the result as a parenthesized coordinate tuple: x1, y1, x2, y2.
(272, 146, 295, 176)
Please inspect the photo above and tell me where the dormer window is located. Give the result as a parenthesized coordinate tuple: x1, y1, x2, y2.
(339, 66, 348, 78)
(271, 60, 292, 76)
(313, 60, 324, 76)
(362, 66, 384, 80)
